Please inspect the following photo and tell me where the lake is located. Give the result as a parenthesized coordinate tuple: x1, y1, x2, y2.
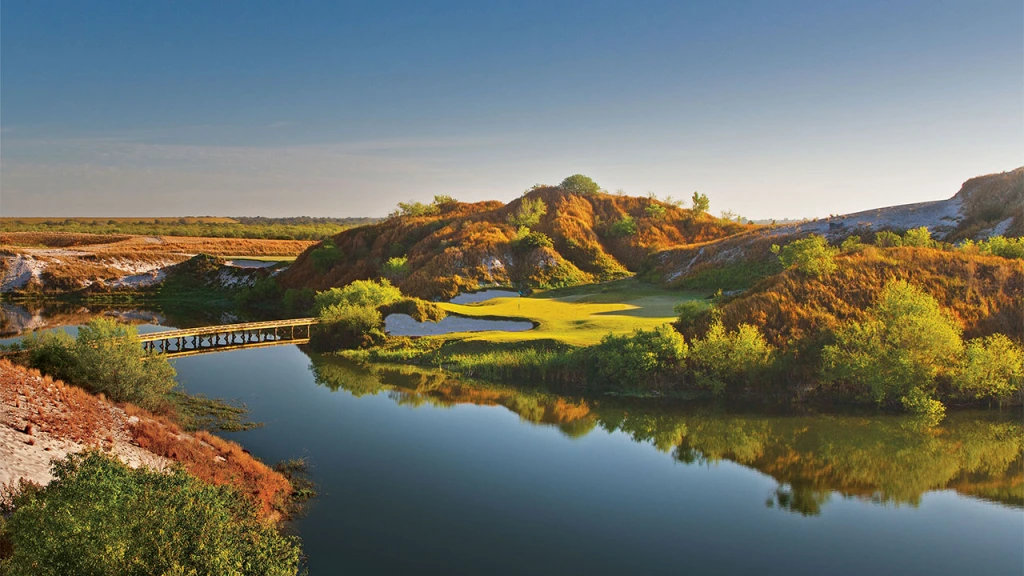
(5, 305, 1023, 575)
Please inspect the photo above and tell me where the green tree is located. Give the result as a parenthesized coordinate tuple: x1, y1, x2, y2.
(952, 334, 1024, 406)
(770, 234, 838, 278)
(24, 318, 176, 410)
(691, 192, 710, 215)
(689, 321, 774, 394)
(559, 174, 601, 195)
(310, 238, 343, 272)
(607, 215, 639, 237)
(874, 230, 903, 247)
(381, 256, 410, 279)
(312, 278, 403, 312)
(0, 451, 301, 576)
(902, 226, 934, 248)
(839, 235, 864, 253)
(821, 280, 963, 415)
(507, 197, 548, 227)
(587, 325, 688, 391)
(645, 203, 667, 220)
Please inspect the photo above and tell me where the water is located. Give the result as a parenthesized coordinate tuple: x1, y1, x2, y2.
(5, 307, 1023, 575)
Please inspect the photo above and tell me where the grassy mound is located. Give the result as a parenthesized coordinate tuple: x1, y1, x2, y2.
(692, 247, 1024, 349)
(279, 186, 750, 299)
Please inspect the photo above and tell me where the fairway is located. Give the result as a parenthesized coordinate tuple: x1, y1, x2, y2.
(439, 280, 706, 346)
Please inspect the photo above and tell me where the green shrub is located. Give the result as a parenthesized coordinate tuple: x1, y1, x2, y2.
(840, 235, 864, 253)
(771, 234, 838, 278)
(0, 451, 301, 576)
(691, 192, 710, 215)
(966, 235, 1024, 259)
(645, 203, 667, 220)
(235, 276, 282, 308)
(674, 300, 712, 327)
(586, 325, 688, 392)
(23, 319, 176, 410)
(689, 321, 774, 394)
(310, 238, 343, 272)
(283, 287, 316, 315)
(559, 174, 601, 195)
(512, 229, 554, 252)
(507, 197, 548, 227)
(902, 226, 935, 248)
(874, 230, 903, 247)
(952, 334, 1024, 406)
(312, 303, 385, 351)
(381, 256, 410, 279)
(821, 280, 962, 415)
(607, 215, 639, 237)
(312, 278, 403, 312)
(390, 201, 440, 218)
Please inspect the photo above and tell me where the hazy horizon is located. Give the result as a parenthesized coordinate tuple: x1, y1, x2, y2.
(2, 1, 1021, 219)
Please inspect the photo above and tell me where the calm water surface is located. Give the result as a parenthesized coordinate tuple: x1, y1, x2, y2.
(6, 308, 1023, 575)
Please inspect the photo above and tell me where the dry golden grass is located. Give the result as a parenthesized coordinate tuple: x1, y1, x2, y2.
(1, 216, 238, 224)
(706, 247, 1024, 348)
(281, 187, 752, 298)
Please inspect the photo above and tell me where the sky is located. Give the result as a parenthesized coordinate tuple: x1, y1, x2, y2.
(1, 0, 1021, 219)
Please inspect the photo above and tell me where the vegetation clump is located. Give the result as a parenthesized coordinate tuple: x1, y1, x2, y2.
(507, 197, 548, 228)
(691, 192, 710, 215)
(0, 451, 301, 576)
(771, 234, 838, 278)
(559, 174, 602, 195)
(607, 215, 639, 237)
(310, 238, 343, 272)
(22, 318, 176, 410)
(821, 280, 962, 416)
(689, 321, 774, 394)
(586, 325, 687, 393)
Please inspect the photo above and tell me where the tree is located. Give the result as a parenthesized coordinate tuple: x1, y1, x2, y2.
(23, 318, 176, 410)
(607, 215, 638, 237)
(770, 234, 839, 278)
(559, 174, 601, 195)
(0, 451, 301, 576)
(821, 280, 963, 415)
(507, 197, 548, 228)
(691, 192, 710, 215)
(689, 321, 774, 394)
(645, 203, 667, 220)
(952, 334, 1024, 406)
(902, 226, 934, 248)
(312, 278, 403, 312)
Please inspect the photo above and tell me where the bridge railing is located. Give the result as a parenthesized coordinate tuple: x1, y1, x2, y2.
(137, 318, 319, 342)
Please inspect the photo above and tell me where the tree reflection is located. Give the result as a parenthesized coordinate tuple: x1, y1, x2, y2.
(306, 351, 1023, 514)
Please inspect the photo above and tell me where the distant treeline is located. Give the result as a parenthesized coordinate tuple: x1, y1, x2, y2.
(0, 216, 378, 240)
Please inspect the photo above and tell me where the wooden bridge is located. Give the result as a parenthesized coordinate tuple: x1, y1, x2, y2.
(138, 318, 318, 358)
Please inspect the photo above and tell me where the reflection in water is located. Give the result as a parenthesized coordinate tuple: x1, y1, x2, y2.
(308, 352, 1024, 515)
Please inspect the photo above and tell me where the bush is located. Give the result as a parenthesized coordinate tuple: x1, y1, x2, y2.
(391, 201, 440, 218)
(840, 235, 864, 253)
(381, 256, 410, 279)
(512, 229, 554, 252)
(507, 197, 548, 228)
(23, 319, 176, 410)
(691, 192, 710, 215)
(559, 174, 601, 195)
(771, 235, 838, 278)
(0, 451, 301, 576)
(607, 215, 639, 237)
(586, 325, 688, 392)
(821, 280, 962, 415)
(645, 203, 667, 220)
(312, 278, 403, 312)
(312, 303, 385, 351)
(310, 238, 343, 272)
(966, 235, 1024, 259)
(674, 300, 712, 327)
(689, 321, 774, 394)
(952, 334, 1024, 406)
(283, 287, 316, 315)
(874, 230, 903, 247)
(902, 226, 935, 248)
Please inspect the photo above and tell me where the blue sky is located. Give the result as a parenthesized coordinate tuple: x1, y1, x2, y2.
(2, 0, 1021, 218)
